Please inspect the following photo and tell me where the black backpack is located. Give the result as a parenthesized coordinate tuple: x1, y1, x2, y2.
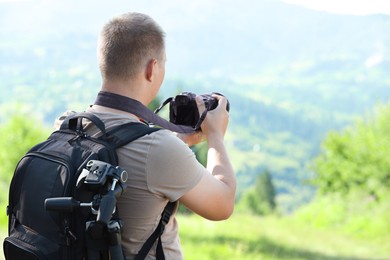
(3, 112, 175, 260)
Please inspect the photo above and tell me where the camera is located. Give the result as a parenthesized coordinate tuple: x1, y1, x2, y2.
(168, 92, 230, 130)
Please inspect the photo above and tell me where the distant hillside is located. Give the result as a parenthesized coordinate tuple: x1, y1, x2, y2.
(2, 0, 390, 77)
(1, 0, 390, 211)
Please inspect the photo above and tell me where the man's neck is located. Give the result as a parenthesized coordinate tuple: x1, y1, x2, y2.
(100, 78, 150, 105)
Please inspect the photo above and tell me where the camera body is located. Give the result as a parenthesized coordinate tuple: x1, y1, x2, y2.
(169, 92, 230, 129)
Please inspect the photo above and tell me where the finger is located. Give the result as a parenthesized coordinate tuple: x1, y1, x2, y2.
(211, 93, 223, 100)
(213, 96, 228, 111)
(196, 95, 206, 113)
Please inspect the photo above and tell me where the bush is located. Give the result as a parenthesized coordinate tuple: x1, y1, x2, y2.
(294, 192, 390, 238)
(0, 113, 50, 228)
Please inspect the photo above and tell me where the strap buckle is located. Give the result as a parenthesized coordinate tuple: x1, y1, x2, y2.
(161, 209, 171, 226)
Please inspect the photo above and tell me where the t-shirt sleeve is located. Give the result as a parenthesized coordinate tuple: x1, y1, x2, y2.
(145, 130, 206, 202)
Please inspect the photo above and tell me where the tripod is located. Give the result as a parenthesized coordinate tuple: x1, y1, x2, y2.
(45, 160, 128, 260)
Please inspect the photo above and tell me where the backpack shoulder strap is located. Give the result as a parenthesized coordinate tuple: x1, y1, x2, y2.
(104, 122, 175, 260)
(103, 122, 161, 149)
(60, 112, 107, 135)
(135, 201, 177, 260)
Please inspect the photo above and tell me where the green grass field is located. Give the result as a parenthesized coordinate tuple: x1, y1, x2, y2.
(178, 213, 390, 260)
(0, 213, 389, 260)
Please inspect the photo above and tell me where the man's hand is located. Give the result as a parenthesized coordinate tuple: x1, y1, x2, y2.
(200, 94, 229, 140)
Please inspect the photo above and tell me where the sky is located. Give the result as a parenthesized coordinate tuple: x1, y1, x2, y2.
(1, 0, 390, 16)
(283, 0, 390, 15)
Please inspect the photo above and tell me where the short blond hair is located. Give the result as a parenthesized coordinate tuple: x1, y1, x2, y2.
(98, 12, 165, 81)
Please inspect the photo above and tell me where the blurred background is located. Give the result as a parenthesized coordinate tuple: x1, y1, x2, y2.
(1, 0, 390, 259)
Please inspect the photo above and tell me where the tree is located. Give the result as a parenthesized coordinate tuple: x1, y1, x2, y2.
(0, 114, 50, 184)
(239, 169, 276, 215)
(255, 170, 276, 213)
(0, 113, 50, 225)
(312, 102, 390, 200)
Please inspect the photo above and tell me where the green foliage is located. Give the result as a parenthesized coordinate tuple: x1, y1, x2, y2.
(311, 102, 390, 200)
(301, 103, 390, 242)
(147, 96, 162, 111)
(0, 113, 50, 227)
(238, 169, 277, 215)
(0, 113, 50, 184)
(294, 193, 390, 239)
(191, 141, 208, 167)
(255, 170, 276, 213)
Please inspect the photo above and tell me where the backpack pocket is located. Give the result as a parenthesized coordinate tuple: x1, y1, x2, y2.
(3, 223, 60, 260)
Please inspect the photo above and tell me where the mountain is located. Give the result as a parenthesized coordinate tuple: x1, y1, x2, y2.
(1, 0, 390, 211)
(2, 0, 390, 76)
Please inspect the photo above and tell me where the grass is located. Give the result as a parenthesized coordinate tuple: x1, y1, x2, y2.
(0, 212, 389, 259)
(178, 213, 390, 260)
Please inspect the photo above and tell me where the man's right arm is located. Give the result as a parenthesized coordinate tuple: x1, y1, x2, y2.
(179, 96, 236, 220)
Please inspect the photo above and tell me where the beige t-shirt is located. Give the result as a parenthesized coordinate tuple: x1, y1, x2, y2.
(78, 106, 205, 259)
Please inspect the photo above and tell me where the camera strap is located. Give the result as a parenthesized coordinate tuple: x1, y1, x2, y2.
(153, 97, 172, 115)
(194, 109, 209, 130)
(94, 91, 196, 134)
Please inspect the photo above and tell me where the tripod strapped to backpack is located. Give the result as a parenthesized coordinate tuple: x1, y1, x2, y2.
(45, 160, 127, 260)
(3, 112, 176, 260)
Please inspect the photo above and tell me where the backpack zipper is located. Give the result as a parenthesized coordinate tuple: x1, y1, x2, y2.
(26, 152, 79, 248)
(25, 152, 73, 196)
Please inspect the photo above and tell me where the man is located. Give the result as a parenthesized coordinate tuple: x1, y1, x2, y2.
(77, 12, 235, 259)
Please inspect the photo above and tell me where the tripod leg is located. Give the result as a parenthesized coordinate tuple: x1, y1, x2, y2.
(86, 221, 110, 260)
(107, 220, 124, 260)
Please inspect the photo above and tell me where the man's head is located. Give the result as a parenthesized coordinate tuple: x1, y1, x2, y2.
(98, 12, 166, 83)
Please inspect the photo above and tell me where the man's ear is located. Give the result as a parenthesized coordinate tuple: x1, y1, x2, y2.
(145, 59, 157, 82)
